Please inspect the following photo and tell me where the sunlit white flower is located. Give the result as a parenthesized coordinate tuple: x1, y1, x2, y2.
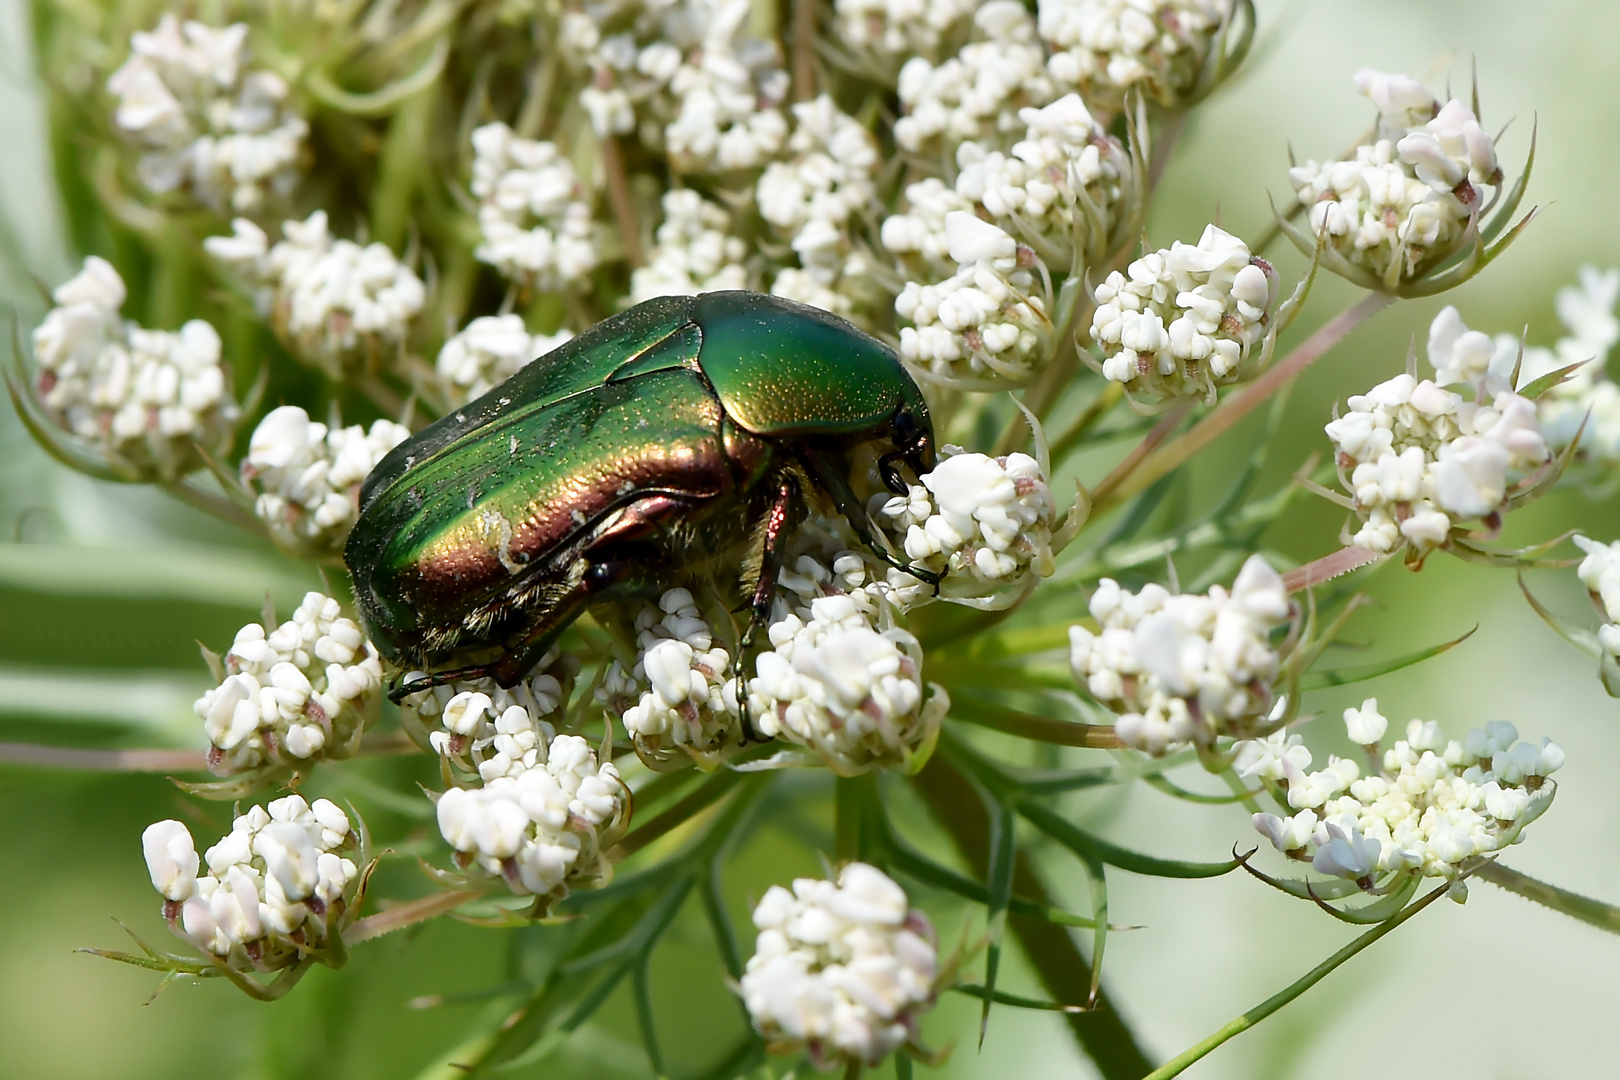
(194, 592, 384, 774)
(1038, 0, 1235, 113)
(241, 406, 409, 557)
(1069, 555, 1291, 754)
(629, 190, 749, 302)
(1089, 224, 1278, 405)
(436, 315, 575, 405)
(400, 656, 574, 779)
(833, 0, 979, 69)
(470, 123, 601, 290)
(29, 256, 238, 483)
(145, 796, 359, 967)
(740, 863, 937, 1068)
(205, 213, 425, 380)
(435, 731, 627, 899)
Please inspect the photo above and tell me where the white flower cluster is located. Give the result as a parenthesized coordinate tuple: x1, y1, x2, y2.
(435, 731, 627, 899)
(241, 405, 410, 557)
(107, 16, 306, 214)
(833, 0, 979, 69)
(879, 449, 1055, 603)
(740, 862, 937, 1068)
(598, 589, 745, 770)
(205, 213, 425, 379)
(1068, 555, 1290, 754)
(896, 213, 1052, 383)
(1574, 535, 1620, 663)
(1090, 224, 1277, 404)
(1326, 309, 1551, 556)
(748, 555, 948, 776)
(142, 795, 358, 967)
(436, 315, 576, 405)
(566, 0, 789, 172)
(1037, 0, 1233, 113)
(759, 97, 882, 319)
(29, 256, 237, 482)
(895, 2, 1056, 156)
(195, 592, 384, 774)
(400, 660, 573, 774)
(880, 178, 977, 278)
(1242, 700, 1562, 882)
(470, 122, 600, 290)
(1288, 70, 1501, 288)
(1513, 266, 1620, 462)
(629, 190, 749, 302)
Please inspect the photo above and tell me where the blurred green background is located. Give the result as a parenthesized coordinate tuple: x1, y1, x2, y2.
(3, 0, 1618, 1076)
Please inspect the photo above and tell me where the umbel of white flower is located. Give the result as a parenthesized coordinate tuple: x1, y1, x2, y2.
(241, 406, 409, 557)
(896, 213, 1053, 384)
(142, 795, 360, 968)
(1574, 535, 1620, 663)
(1288, 70, 1502, 291)
(1089, 224, 1279, 406)
(759, 96, 884, 321)
(1325, 307, 1551, 558)
(563, 0, 789, 173)
(748, 554, 948, 776)
(195, 592, 384, 774)
(1241, 700, 1562, 883)
(28, 256, 238, 483)
(1512, 266, 1620, 463)
(436, 315, 575, 406)
(598, 589, 746, 771)
(107, 15, 307, 215)
(630, 190, 749, 303)
(879, 449, 1055, 606)
(739, 862, 938, 1069)
(1069, 555, 1292, 755)
(434, 731, 627, 901)
(470, 122, 601, 291)
(204, 213, 425, 380)
(894, 2, 1056, 157)
(1038, 0, 1236, 114)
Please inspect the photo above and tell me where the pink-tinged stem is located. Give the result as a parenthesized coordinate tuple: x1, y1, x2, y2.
(1096, 292, 1393, 514)
(343, 887, 492, 945)
(1282, 546, 1385, 593)
(0, 743, 208, 772)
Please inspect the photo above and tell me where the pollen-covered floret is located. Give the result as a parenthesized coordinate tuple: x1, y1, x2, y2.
(108, 15, 306, 214)
(242, 406, 409, 557)
(1037, 0, 1235, 113)
(739, 862, 938, 1068)
(401, 655, 576, 781)
(1242, 700, 1562, 882)
(142, 795, 360, 968)
(194, 592, 384, 774)
(1068, 555, 1291, 754)
(1089, 225, 1279, 405)
(29, 256, 238, 483)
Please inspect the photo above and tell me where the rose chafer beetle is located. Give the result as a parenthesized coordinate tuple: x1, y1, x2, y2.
(344, 291, 938, 700)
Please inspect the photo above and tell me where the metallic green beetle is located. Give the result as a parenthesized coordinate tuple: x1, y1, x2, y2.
(344, 291, 937, 700)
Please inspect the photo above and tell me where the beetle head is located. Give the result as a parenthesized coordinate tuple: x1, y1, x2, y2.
(880, 395, 934, 496)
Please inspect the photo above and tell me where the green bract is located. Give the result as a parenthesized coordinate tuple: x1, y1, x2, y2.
(344, 291, 937, 697)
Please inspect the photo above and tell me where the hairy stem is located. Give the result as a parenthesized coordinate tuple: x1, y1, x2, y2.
(911, 754, 1154, 1080)
(1476, 861, 1620, 934)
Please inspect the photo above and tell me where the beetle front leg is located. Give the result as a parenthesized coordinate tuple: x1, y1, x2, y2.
(799, 448, 944, 591)
(741, 474, 802, 651)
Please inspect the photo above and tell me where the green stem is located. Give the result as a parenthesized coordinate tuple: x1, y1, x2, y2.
(911, 755, 1155, 1080)
(1143, 879, 1452, 1079)
(1476, 861, 1620, 934)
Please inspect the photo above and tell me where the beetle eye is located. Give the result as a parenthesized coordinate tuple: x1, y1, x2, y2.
(892, 407, 922, 450)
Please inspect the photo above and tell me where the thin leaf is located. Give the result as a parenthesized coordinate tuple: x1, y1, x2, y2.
(978, 797, 1017, 1044)
(948, 695, 1120, 749)
(1019, 800, 1243, 879)
(1140, 773, 1256, 805)
(882, 825, 1098, 928)
(1142, 879, 1456, 1079)
(1299, 626, 1477, 690)
(632, 950, 665, 1077)
(951, 983, 1088, 1013)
